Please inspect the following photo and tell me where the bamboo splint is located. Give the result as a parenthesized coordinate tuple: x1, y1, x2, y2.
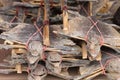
(43, 0, 50, 46)
(81, 42, 87, 59)
(83, 67, 103, 80)
(22, 12, 26, 23)
(61, 0, 69, 34)
(89, 2, 93, 16)
(15, 63, 22, 73)
(76, 67, 103, 80)
(3, 40, 62, 52)
(62, 58, 81, 62)
(83, 69, 103, 80)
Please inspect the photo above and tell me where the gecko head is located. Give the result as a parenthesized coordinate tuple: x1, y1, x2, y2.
(87, 36, 101, 59)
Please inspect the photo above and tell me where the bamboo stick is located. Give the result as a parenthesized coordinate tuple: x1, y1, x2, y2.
(83, 70, 103, 80)
(43, 0, 50, 46)
(61, 0, 69, 34)
(89, 2, 93, 16)
(16, 63, 22, 74)
(4, 40, 14, 45)
(45, 47, 61, 52)
(76, 67, 102, 80)
(22, 12, 26, 23)
(81, 42, 87, 59)
(62, 58, 80, 62)
(11, 45, 26, 48)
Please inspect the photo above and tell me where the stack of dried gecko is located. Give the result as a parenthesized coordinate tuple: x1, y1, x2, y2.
(0, 0, 120, 80)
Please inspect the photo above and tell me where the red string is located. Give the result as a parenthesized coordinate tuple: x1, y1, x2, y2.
(26, 26, 43, 48)
(31, 17, 37, 23)
(88, 17, 104, 45)
(43, 46, 47, 51)
(10, 16, 17, 23)
(16, 7, 19, 16)
(103, 51, 120, 68)
(104, 51, 120, 58)
(99, 60, 106, 75)
(50, 0, 54, 7)
(103, 58, 115, 69)
(43, 20, 49, 26)
(42, 46, 47, 60)
(81, 5, 104, 45)
(63, 5, 67, 10)
(101, 51, 120, 74)
(34, 22, 43, 38)
(40, 0, 44, 7)
(25, 23, 46, 60)
(10, 7, 19, 23)
(27, 67, 30, 73)
(42, 53, 46, 61)
(79, 3, 106, 74)
(24, 8, 28, 16)
(26, 31, 38, 49)
(26, 20, 49, 51)
(78, 4, 105, 45)
(85, 21, 98, 41)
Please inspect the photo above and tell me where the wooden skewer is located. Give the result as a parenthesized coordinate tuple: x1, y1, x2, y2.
(45, 47, 61, 52)
(84, 70, 103, 80)
(80, 66, 102, 75)
(61, 0, 69, 34)
(62, 54, 82, 58)
(12, 45, 26, 48)
(1, 43, 63, 53)
(13, 48, 27, 54)
(90, 68, 103, 74)
(4, 40, 14, 45)
(82, 42, 87, 59)
(89, 1, 93, 16)
(16, 63, 22, 74)
(63, 10, 69, 33)
(85, 67, 103, 79)
(43, 0, 50, 46)
(62, 58, 80, 61)
(11, 45, 61, 52)
(77, 67, 102, 80)
(22, 12, 26, 23)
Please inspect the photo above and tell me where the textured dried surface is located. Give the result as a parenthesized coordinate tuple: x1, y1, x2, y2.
(105, 58, 120, 80)
(0, 24, 42, 44)
(59, 16, 120, 46)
